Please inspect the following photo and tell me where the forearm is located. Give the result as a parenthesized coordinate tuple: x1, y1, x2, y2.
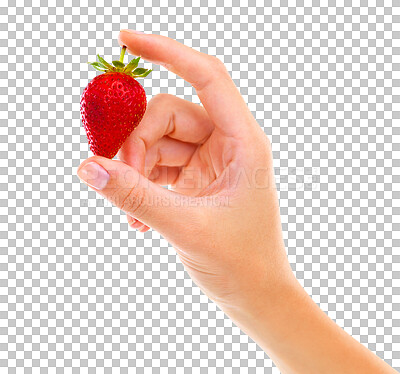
(223, 275, 397, 374)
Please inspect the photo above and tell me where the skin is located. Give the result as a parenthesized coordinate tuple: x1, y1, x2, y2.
(77, 30, 398, 374)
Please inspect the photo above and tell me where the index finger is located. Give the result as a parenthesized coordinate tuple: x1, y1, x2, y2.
(118, 30, 258, 137)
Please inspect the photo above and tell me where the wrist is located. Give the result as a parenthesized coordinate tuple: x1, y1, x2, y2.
(220, 274, 308, 374)
(220, 268, 305, 339)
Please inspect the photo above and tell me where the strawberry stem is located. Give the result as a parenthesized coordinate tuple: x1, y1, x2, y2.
(120, 46, 126, 63)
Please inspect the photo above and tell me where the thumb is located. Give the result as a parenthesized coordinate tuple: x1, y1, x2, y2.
(77, 156, 201, 235)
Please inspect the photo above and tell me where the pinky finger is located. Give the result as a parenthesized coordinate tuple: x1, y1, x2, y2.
(127, 215, 149, 231)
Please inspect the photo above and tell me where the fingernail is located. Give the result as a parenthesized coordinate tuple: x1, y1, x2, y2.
(77, 162, 110, 190)
(131, 221, 144, 230)
(120, 29, 145, 35)
(127, 215, 137, 225)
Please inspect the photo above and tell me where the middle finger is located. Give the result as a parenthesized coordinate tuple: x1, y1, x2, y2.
(118, 94, 214, 174)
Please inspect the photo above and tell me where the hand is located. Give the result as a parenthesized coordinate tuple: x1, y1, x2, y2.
(77, 31, 397, 374)
(78, 30, 293, 311)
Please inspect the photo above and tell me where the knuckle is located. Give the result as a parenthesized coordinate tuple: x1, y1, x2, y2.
(264, 134, 272, 151)
(208, 56, 228, 74)
(194, 55, 229, 91)
(149, 93, 172, 106)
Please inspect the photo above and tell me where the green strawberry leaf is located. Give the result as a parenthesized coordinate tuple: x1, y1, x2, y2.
(91, 65, 107, 72)
(112, 60, 125, 68)
(132, 68, 152, 78)
(88, 62, 101, 68)
(137, 69, 153, 77)
(97, 54, 113, 69)
(132, 68, 148, 75)
(124, 57, 140, 72)
(88, 62, 107, 71)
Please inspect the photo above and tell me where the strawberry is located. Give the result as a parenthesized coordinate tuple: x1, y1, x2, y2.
(80, 46, 152, 159)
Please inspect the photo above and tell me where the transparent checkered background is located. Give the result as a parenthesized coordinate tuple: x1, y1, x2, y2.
(1, 0, 399, 372)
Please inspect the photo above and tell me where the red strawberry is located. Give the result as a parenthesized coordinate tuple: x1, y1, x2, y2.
(80, 46, 152, 159)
